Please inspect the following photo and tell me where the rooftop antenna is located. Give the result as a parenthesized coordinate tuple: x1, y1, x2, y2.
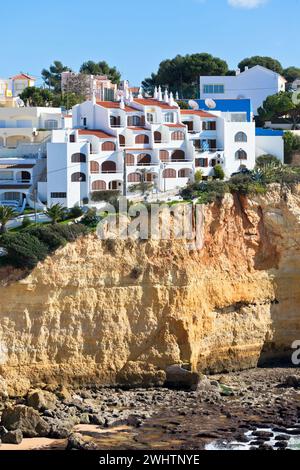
(188, 100, 199, 110)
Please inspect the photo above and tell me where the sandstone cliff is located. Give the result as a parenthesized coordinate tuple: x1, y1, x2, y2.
(0, 185, 300, 396)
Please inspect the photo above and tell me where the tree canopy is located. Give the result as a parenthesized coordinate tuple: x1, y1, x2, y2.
(79, 61, 121, 84)
(258, 91, 300, 129)
(42, 61, 71, 93)
(238, 56, 284, 75)
(20, 87, 54, 107)
(283, 67, 300, 84)
(142, 53, 229, 98)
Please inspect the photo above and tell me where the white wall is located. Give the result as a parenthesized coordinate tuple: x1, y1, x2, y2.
(256, 135, 284, 162)
(200, 66, 285, 115)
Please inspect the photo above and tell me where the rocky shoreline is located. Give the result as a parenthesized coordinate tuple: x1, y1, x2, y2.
(0, 368, 299, 451)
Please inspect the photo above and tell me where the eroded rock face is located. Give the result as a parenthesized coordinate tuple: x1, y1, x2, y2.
(1, 406, 50, 437)
(0, 186, 300, 392)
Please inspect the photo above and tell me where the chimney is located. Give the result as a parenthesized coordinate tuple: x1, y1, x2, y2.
(169, 92, 175, 107)
(236, 68, 241, 76)
(158, 86, 163, 102)
(120, 96, 125, 110)
(164, 88, 169, 103)
(245, 66, 249, 71)
(153, 86, 158, 100)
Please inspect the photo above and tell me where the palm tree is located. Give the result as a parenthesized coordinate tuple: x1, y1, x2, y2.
(0, 206, 17, 233)
(45, 204, 65, 225)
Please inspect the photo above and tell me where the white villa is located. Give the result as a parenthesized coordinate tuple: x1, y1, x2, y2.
(0, 106, 64, 210)
(44, 87, 283, 208)
(200, 65, 286, 115)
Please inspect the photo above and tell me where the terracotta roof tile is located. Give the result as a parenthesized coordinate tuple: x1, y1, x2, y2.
(97, 101, 138, 113)
(164, 123, 186, 128)
(181, 109, 217, 118)
(134, 98, 178, 110)
(78, 129, 116, 139)
(11, 73, 35, 81)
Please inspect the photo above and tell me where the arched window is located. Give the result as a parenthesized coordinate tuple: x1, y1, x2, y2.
(128, 173, 141, 183)
(110, 116, 121, 127)
(235, 150, 247, 160)
(171, 131, 185, 141)
(71, 153, 86, 163)
(92, 180, 106, 190)
(90, 161, 100, 173)
(159, 150, 169, 162)
(102, 161, 116, 173)
(102, 141, 116, 151)
(137, 154, 151, 165)
(178, 169, 190, 178)
(154, 131, 162, 143)
(163, 168, 176, 179)
(125, 153, 135, 166)
(135, 134, 149, 144)
(125, 154, 135, 166)
(71, 172, 86, 182)
(235, 132, 247, 143)
(171, 150, 185, 161)
(119, 135, 125, 147)
(127, 115, 141, 126)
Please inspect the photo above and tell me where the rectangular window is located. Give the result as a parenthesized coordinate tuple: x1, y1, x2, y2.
(202, 121, 216, 131)
(230, 113, 247, 122)
(69, 134, 75, 143)
(196, 158, 208, 168)
(203, 84, 224, 94)
(51, 192, 67, 198)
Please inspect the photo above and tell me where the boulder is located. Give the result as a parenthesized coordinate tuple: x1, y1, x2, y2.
(165, 365, 200, 391)
(1, 405, 50, 438)
(67, 433, 96, 450)
(2, 430, 23, 445)
(285, 375, 300, 388)
(0, 426, 8, 439)
(27, 389, 57, 411)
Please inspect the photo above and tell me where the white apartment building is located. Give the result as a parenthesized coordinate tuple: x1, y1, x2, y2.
(200, 65, 286, 115)
(0, 107, 63, 209)
(45, 88, 260, 208)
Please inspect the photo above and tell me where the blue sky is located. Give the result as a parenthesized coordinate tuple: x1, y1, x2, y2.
(1, 0, 299, 86)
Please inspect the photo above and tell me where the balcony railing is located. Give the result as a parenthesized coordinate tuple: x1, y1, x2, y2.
(195, 148, 224, 153)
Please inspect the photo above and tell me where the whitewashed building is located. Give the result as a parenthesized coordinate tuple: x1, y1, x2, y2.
(45, 88, 264, 208)
(0, 107, 64, 210)
(200, 65, 286, 115)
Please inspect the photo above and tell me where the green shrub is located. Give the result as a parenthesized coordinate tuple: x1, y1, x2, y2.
(255, 154, 281, 168)
(213, 164, 225, 180)
(0, 232, 49, 269)
(51, 223, 88, 242)
(81, 209, 100, 228)
(68, 206, 84, 219)
(21, 216, 32, 229)
(26, 226, 66, 251)
(194, 170, 203, 184)
(91, 190, 120, 203)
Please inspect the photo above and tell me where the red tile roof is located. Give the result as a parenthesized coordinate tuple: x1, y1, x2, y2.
(11, 73, 35, 81)
(181, 109, 216, 118)
(78, 129, 116, 139)
(127, 127, 148, 131)
(97, 101, 138, 113)
(134, 98, 178, 110)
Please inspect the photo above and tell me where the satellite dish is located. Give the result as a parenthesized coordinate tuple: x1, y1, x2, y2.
(205, 98, 217, 109)
(188, 100, 199, 110)
(16, 98, 25, 108)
